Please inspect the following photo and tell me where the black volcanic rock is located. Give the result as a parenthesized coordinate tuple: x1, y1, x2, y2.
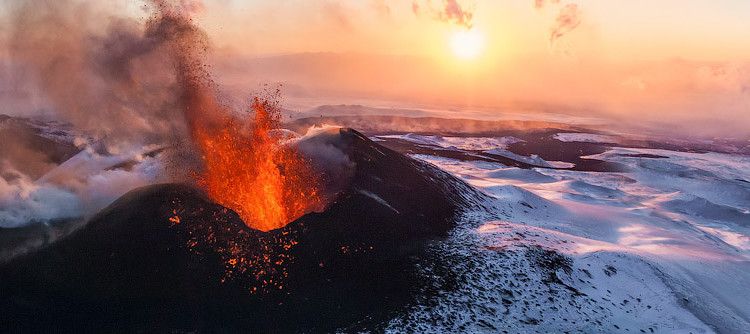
(0, 128, 485, 333)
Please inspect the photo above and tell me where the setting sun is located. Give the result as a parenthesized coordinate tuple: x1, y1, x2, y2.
(450, 29, 484, 60)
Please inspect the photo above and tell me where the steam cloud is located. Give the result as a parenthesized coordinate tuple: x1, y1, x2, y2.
(0, 151, 163, 228)
(295, 125, 356, 199)
(412, 0, 474, 30)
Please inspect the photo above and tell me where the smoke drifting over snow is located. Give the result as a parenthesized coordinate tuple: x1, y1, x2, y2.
(0, 151, 164, 228)
(0, 163, 81, 227)
(412, 0, 474, 30)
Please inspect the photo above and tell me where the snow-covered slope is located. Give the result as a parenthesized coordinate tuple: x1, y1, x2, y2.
(389, 141, 750, 333)
(374, 133, 559, 168)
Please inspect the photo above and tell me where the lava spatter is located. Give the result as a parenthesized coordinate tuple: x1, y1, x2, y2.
(192, 96, 324, 231)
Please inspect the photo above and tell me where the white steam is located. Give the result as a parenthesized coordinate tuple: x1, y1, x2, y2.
(295, 125, 357, 199)
(0, 145, 165, 228)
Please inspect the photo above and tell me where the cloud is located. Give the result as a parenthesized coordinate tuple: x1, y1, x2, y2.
(619, 76, 647, 90)
(533, 0, 560, 10)
(322, 1, 352, 28)
(412, 1, 421, 16)
(549, 4, 581, 50)
(531, 1, 582, 54)
(372, 0, 392, 18)
(696, 62, 750, 93)
(440, 0, 474, 29)
(412, 0, 475, 30)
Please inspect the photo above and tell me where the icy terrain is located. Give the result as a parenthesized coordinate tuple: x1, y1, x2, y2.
(386, 138, 750, 333)
(553, 132, 618, 143)
(376, 133, 525, 151)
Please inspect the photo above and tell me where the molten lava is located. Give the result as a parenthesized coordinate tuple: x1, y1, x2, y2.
(193, 97, 323, 231)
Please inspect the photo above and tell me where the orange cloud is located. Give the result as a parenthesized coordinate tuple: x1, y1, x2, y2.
(412, 0, 474, 30)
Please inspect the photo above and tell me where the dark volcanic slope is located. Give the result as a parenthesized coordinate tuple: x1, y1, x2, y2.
(0, 128, 485, 333)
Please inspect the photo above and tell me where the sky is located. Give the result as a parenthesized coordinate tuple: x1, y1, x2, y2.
(2, 0, 750, 137)
(194, 0, 750, 61)
(187, 0, 750, 137)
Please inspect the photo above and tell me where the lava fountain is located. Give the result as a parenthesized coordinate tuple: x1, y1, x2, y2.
(192, 97, 323, 231)
(144, 1, 324, 231)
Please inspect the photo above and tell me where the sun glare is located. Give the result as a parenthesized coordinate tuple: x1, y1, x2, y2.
(450, 29, 484, 60)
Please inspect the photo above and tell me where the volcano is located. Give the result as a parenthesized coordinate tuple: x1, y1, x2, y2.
(0, 128, 485, 333)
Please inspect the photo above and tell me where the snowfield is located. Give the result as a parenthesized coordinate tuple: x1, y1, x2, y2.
(376, 133, 525, 151)
(389, 142, 750, 333)
(553, 132, 619, 144)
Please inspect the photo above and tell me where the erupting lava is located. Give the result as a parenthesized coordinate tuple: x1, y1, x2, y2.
(119, 0, 324, 232)
(193, 97, 323, 231)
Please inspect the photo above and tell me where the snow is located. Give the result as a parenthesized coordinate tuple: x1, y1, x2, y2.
(554, 132, 618, 143)
(483, 148, 553, 167)
(376, 133, 562, 168)
(357, 189, 399, 213)
(376, 133, 525, 151)
(547, 160, 576, 169)
(391, 140, 750, 333)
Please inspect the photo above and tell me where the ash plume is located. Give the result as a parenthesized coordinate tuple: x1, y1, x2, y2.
(412, 0, 475, 30)
(0, 0, 225, 228)
(6, 0, 192, 152)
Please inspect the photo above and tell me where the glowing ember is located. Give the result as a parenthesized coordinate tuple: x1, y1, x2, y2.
(193, 97, 323, 231)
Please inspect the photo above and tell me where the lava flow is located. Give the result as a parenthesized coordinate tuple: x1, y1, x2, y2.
(192, 97, 323, 231)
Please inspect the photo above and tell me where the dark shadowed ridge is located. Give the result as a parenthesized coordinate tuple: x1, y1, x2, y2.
(0, 128, 487, 333)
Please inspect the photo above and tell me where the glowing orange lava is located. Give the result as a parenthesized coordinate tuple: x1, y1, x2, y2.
(193, 97, 322, 231)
